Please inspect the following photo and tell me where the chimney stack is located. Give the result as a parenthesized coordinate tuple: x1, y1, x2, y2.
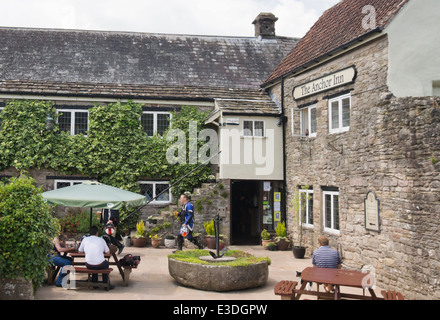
(252, 12, 278, 38)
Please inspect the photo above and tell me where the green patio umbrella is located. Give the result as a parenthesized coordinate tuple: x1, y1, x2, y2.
(42, 181, 147, 227)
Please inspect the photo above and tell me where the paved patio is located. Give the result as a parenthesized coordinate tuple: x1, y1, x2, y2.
(35, 245, 381, 300)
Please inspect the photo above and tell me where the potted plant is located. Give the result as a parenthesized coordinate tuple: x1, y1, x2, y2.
(261, 229, 272, 249)
(164, 234, 176, 249)
(290, 186, 311, 258)
(275, 221, 290, 251)
(265, 242, 277, 251)
(206, 175, 216, 183)
(203, 219, 216, 249)
(150, 234, 162, 248)
(132, 221, 147, 247)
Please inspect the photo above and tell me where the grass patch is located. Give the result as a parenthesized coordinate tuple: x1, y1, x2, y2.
(168, 249, 271, 267)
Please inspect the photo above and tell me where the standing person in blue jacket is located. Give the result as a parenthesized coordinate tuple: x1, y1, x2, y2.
(174, 193, 203, 252)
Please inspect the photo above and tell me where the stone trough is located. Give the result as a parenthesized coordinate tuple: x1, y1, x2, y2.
(168, 253, 269, 291)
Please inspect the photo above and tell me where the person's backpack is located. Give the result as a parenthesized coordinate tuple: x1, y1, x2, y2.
(119, 254, 141, 267)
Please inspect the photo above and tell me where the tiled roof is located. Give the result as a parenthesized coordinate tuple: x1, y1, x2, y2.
(0, 79, 271, 102)
(262, 0, 408, 86)
(0, 27, 299, 91)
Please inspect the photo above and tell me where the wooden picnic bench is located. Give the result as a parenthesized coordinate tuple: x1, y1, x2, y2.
(274, 280, 298, 300)
(67, 267, 113, 291)
(69, 246, 136, 286)
(275, 267, 383, 300)
(381, 290, 405, 300)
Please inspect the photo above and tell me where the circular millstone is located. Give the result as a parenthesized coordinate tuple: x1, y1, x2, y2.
(199, 255, 237, 262)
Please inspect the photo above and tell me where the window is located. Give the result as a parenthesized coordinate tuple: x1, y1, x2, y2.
(141, 112, 171, 137)
(139, 181, 171, 203)
(323, 190, 340, 234)
(57, 109, 89, 135)
(299, 188, 314, 227)
(300, 105, 317, 137)
(328, 93, 350, 134)
(433, 81, 440, 96)
(54, 179, 88, 189)
(243, 120, 265, 137)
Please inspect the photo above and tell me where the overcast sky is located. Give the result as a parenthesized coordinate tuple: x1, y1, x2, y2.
(0, 0, 339, 38)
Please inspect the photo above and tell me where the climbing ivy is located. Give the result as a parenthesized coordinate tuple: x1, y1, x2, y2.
(0, 100, 212, 195)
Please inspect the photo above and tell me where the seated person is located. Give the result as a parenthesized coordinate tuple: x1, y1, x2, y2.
(78, 226, 114, 290)
(312, 235, 342, 292)
(48, 234, 76, 287)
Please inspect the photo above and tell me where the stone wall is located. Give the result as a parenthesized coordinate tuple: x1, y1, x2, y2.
(270, 34, 440, 299)
(0, 278, 34, 300)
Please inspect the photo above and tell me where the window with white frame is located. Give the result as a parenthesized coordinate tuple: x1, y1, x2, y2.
(54, 179, 88, 189)
(141, 112, 171, 137)
(243, 120, 265, 137)
(328, 93, 350, 134)
(299, 188, 314, 227)
(323, 190, 340, 234)
(57, 109, 89, 135)
(139, 181, 171, 203)
(300, 105, 317, 137)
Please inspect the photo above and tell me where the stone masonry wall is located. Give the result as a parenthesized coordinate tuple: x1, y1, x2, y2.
(270, 35, 440, 299)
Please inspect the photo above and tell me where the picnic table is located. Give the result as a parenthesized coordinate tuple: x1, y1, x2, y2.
(68, 245, 136, 286)
(275, 267, 383, 300)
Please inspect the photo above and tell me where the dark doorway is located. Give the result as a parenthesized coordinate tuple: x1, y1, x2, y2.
(230, 180, 261, 245)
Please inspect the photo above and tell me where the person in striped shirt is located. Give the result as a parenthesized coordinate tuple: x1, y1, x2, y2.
(312, 235, 342, 292)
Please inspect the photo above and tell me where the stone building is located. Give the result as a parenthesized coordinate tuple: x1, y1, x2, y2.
(0, 14, 298, 242)
(261, 0, 440, 299)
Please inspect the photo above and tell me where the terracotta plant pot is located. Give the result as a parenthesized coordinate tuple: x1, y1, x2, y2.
(262, 239, 271, 249)
(205, 236, 216, 249)
(132, 237, 147, 247)
(151, 239, 162, 248)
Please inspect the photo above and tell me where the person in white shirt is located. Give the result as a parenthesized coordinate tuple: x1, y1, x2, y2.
(78, 226, 114, 289)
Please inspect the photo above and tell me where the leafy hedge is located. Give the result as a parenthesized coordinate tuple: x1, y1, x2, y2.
(0, 100, 212, 194)
(0, 176, 60, 289)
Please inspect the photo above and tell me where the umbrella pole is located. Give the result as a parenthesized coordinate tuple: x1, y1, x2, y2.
(90, 207, 93, 229)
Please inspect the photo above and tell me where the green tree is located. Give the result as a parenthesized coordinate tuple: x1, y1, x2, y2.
(0, 175, 60, 289)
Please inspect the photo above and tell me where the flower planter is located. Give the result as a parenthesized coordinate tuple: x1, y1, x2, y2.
(164, 238, 176, 249)
(205, 236, 216, 249)
(132, 237, 147, 247)
(293, 246, 306, 259)
(276, 238, 290, 251)
(151, 239, 162, 248)
(261, 239, 271, 249)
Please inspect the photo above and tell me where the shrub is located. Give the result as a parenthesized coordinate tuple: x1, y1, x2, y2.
(58, 207, 100, 235)
(203, 220, 215, 236)
(261, 229, 271, 240)
(275, 221, 287, 238)
(0, 175, 60, 289)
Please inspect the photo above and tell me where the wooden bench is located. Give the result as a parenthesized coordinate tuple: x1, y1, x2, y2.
(381, 290, 405, 300)
(67, 267, 113, 291)
(274, 280, 298, 300)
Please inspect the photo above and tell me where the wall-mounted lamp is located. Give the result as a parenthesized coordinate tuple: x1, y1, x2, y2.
(277, 116, 288, 127)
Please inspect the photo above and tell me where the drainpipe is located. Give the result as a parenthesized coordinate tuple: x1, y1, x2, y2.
(280, 77, 288, 225)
